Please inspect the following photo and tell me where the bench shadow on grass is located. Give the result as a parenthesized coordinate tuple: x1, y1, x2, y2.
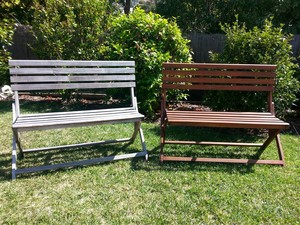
(0, 99, 140, 181)
(0, 100, 12, 113)
(0, 143, 143, 181)
(130, 125, 274, 174)
(0, 99, 279, 180)
(1, 126, 273, 181)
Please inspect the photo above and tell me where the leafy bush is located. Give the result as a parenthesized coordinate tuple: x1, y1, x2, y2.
(103, 8, 192, 117)
(0, 0, 18, 86)
(209, 18, 300, 117)
(31, 0, 113, 60)
(0, 18, 14, 86)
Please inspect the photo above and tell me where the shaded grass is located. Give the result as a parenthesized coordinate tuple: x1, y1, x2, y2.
(0, 100, 299, 224)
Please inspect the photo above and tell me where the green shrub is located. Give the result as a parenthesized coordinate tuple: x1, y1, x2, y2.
(1, 0, 17, 87)
(209, 18, 300, 117)
(0, 18, 14, 86)
(103, 8, 192, 117)
(31, 0, 113, 60)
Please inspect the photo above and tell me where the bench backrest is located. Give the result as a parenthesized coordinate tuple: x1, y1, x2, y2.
(162, 63, 277, 113)
(9, 60, 138, 116)
(10, 60, 136, 91)
(162, 63, 276, 92)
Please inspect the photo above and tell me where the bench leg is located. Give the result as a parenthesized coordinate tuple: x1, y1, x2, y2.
(250, 129, 284, 166)
(275, 134, 285, 163)
(160, 117, 167, 163)
(160, 127, 285, 166)
(11, 122, 148, 179)
(260, 129, 280, 151)
(12, 133, 17, 180)
(129, 121, 148, 160)
(12, 130, 24, 159)
(138, 126, 148, 161)
(259, 129, 284, 164)
(130, 121, 141, 143)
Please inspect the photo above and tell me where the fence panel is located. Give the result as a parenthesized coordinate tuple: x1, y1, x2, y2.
(8, 25, 300, 64)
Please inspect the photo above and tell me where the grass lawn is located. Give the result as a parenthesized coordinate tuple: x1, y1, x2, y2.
(0, 99, 299, 224)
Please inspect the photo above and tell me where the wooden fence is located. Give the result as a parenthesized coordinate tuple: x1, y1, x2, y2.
(8, 25, 300, 64)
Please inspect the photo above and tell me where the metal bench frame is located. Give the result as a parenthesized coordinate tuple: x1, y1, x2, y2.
(160, 63, 289, 165)
(10, 60, 148, 179)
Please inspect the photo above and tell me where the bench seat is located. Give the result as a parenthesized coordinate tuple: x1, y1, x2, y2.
(166, 111, 290, 129)
(13, 108, 144, 131)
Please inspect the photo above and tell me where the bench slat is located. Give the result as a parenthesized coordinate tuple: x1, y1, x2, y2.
(166, 111, 272, 116)
(19, 107, 135, 117)
(166, 111, 289, 129)
(13, 108, 144, 132)
(163, 70, 276, 78)
(14, 115, 142, 128)
(9, 60, 135, 67)
(11, 82, 136, 91)
(163, 77, 275, 85)
(163, 84, 274, 91)
(10, 67, 134, 75)
(163, 62, 276, 70)
(11, 75, 135, 83)
(14, 109, 143, 122)
(162, 63, 276, 92)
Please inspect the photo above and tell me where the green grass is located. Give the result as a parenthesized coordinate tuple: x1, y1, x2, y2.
(0, 100, 299, 224)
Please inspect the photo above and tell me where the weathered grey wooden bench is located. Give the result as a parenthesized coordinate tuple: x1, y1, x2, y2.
(9, 60, 148, 179)
(160, 62, 289, 165)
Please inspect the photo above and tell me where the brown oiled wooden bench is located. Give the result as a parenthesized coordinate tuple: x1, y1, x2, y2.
(160, 62, 289, 165)
(9, 60, 148, 179)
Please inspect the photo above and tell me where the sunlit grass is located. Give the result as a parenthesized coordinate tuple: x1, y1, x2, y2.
(0, 100, 299, 224)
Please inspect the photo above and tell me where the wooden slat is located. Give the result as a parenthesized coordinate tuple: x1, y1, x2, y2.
(18, 107, 135, 118)
(9, 60, 135, 67)
(166, 111, 289, 129)
(10, 67, 135, 75)
(162, 84, 274, 91)
(166, 111, 273, 116)
(163, 70, 276, 77)
(12, 108, 144, 131)
(15, 110, 143, 124)
(11, 75, 135, 83)
(163, 77, 275, 85)
(163, 62, 276, 70)
(162, 63, 276, 92)
(11, 82, 136, 91)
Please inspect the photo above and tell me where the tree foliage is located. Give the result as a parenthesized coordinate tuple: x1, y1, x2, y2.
(155, 0, 300, 34)
(209, 19, 300, 117)
(31, 0, 114, 60)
